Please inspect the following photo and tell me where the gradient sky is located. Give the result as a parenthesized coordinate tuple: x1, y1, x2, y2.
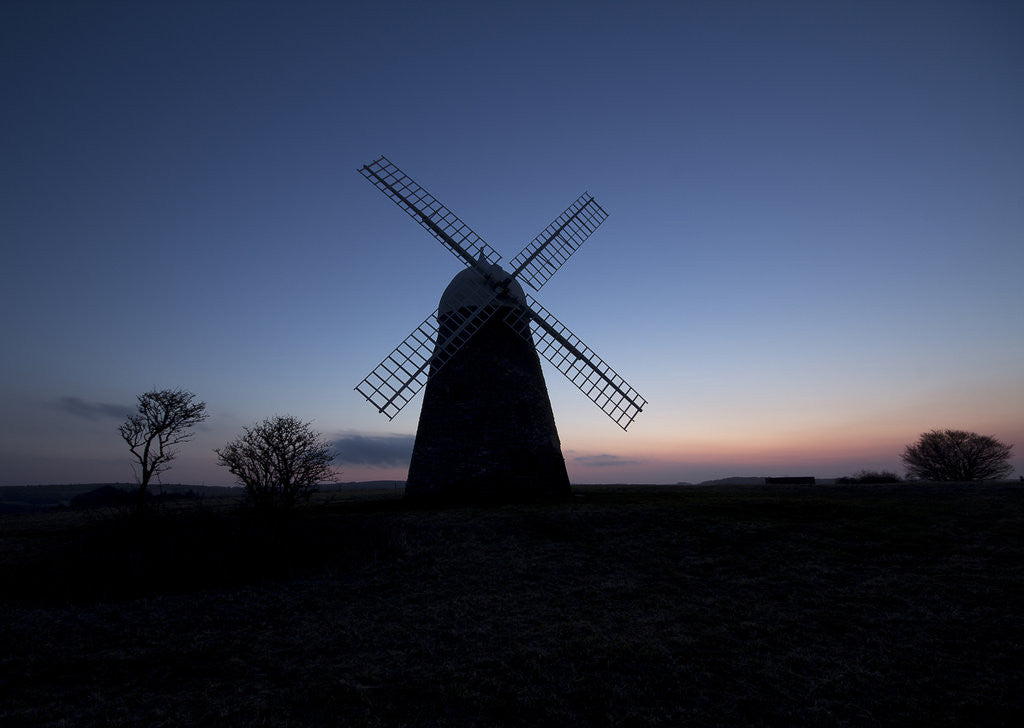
(2, 1, 1022, 486)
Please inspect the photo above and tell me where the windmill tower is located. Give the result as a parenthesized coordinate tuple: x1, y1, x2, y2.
(355, 157, 646, 500)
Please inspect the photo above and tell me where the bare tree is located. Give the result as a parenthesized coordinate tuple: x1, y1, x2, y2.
(119, 388, 208, 512)
(215, 415, 335, 511)
(901, 429, 1014, 481)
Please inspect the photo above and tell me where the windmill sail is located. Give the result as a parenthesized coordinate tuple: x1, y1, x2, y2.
(359, 156, 500, 269)
(354, 311, 439, 420)
(354, 284, 504, 419)
(509, 193, 608, 291)
(505, 295, 646, 430)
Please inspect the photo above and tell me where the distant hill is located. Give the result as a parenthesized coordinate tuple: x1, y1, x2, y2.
(320, 481, 405, 491)
(0, 483, 242, 512)
(0, 481, 407, 512)
(694, 476, 839, 486)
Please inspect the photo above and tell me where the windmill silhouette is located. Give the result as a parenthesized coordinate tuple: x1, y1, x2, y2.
(355, 157, 645, 500)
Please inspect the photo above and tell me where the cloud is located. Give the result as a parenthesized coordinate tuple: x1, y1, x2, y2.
(573, 453, 641, 468)
(55, 396, 132, 420)
(330, 433, 415, 467)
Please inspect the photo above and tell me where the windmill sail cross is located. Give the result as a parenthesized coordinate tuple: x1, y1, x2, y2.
(355, 156, 645, 437)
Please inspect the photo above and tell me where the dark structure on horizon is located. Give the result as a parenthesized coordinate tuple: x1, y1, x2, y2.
(354, 157, 645, 500)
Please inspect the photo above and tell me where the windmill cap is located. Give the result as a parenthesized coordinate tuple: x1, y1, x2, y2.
(439, 261, 526, 315)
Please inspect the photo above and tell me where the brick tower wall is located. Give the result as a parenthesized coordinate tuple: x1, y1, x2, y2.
(405, 304, 571, 501)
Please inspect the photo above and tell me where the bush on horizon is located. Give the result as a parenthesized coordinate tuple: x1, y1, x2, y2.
(836, 470, 903, 484)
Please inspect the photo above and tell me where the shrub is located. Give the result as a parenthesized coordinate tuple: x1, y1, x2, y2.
(836, 470, 903, 484)
(215, 415, 335, 512)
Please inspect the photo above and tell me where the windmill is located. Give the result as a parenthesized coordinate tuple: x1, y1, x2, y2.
(355, 157, 646, 500)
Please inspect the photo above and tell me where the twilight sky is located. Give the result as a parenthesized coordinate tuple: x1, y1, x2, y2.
(2, 1, 1022, 486)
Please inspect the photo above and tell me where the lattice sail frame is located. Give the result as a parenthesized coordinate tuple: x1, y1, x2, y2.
(359, 156, 500, 268)
(354, 284, 502, 420)
(510, 193, 608, 291)
(504, 296, 647, 430)
(354, 156, 646, 429)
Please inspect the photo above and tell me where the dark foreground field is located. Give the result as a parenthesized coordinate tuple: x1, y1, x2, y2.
(2, 483, 1023, 726)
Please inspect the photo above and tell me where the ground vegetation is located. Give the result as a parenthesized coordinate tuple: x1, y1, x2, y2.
(2, 483, 1022, 725)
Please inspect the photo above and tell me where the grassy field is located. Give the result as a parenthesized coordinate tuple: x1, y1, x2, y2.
(2, 483, 1022, 726)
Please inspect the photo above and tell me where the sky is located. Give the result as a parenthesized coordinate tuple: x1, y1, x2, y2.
(2, 0, 1022, 486)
